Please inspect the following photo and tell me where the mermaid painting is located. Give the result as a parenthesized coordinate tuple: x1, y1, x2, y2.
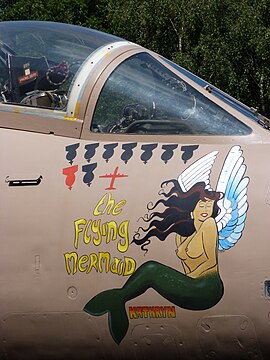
(84, 145, 249, 344)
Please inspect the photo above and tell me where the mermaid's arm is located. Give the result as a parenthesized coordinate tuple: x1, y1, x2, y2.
(175, 234, 181, 248)
(175, 234, 187, 247)
(188, 218, 218, 278)
(175, 234, 190, 274)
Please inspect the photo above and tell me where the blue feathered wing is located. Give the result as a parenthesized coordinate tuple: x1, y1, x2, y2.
(216, 146, 249, 251)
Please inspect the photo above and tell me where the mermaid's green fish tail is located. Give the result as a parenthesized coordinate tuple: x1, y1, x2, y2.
(84, 261, 223, 344)
(84, 289, 128, 344)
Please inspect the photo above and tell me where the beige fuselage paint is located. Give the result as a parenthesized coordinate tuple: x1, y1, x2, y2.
(0, 124, 269, 359)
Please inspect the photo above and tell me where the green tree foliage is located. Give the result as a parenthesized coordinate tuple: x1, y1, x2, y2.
(104, 0, 203, 59)
(193, 0, 270, 114)
(1, 0, 270, 115)
(0, 0, 89, 24)
(105, 0, 270, 116)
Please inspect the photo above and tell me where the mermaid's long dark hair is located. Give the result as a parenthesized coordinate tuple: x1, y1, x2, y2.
(133, 180, 223, 252)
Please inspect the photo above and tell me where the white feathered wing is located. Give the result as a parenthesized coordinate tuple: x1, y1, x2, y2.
(216, 146, 249, 251)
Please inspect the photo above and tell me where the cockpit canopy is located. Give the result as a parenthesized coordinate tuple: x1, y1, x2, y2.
(0, 21, 120, 109)
(0, 21, 252, 137)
